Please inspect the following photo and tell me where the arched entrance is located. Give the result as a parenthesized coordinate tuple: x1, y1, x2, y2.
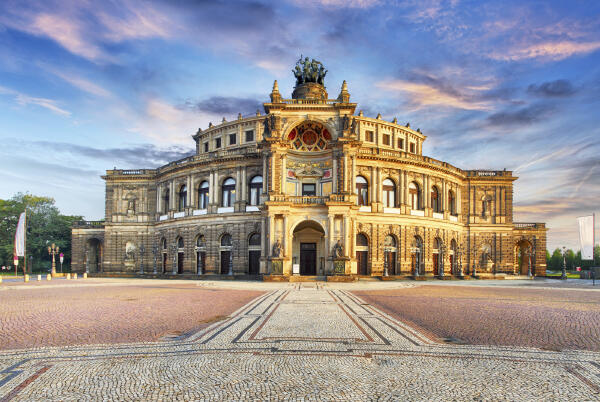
(516, 239, 532, 275)
(220, 234, 232, 275)
(411, 236, 423, 275)
(433, 237, 442, 275)
(86, 238, 102, 273)
(248, 233, 261, 275)
(195, 235, 206, 275)
(356, 233, 369, 275)
(384, 235, 397, 275)
(176, 237, 184, 274)
(292, 221, 325, 275)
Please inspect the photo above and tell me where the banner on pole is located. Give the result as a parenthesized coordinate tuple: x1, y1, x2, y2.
(14, 212, 26, 257)
(577, 215, 594, 260)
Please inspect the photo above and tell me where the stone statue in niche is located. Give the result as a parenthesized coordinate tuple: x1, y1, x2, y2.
(332, 240, 344, 258)
(272, 239, 283, 258)
(124, 242, 136, 262)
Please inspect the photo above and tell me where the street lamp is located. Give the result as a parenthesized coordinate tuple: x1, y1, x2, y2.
(171, 243, 178, 275)
(229, 241, 237, 276)
(383, 244, 390, 277)
(439, 242, 446, 277)
(526, 245, 532, 278)
(561, 246, 568, 280)
(139, 244, 145, 274)
(410, 239, 421, 277)
(152, 243, 158, 274)
(457, 245, 464, 277)
(48, 243, 59, 275)
(59, 253, 64, 273)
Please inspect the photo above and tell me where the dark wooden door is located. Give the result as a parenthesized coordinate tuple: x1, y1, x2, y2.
(221, 251, 231, 274)
(449, 255, 454, 274)
(177, 253, 184, 274)
(357, 251, 368, 275)
(162, 254, 168, 274)
(300, 243, 316, 275)
(249, 251, 260, 275)
(385, 252, 396, 275)
(433, 254, 439, 275)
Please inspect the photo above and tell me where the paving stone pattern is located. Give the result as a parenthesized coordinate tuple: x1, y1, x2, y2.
(1, 284, 599, 400)
(354, 285, 600, 352)
(0, 281, 263, 350)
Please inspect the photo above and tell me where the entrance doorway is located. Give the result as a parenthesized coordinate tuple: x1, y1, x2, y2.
(220, 234, 232, 275)
(248, 233, 261, 275)
(300, 243, 317, 275)
(356, 233, 369, 275)
(292, 220, 325, 275)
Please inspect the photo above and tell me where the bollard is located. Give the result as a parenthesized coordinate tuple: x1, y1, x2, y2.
(66, 273, 71, 280)
(83, 273, 87, 279)
(46, 274, 51, 281)
(24, 274, 29, 282)
(37, 274, 42, 281)
(73, 273, 77, 280)
(0, 276, 2, 284)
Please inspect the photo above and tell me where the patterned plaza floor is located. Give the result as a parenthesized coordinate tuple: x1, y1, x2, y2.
(1, 283, 599, 400)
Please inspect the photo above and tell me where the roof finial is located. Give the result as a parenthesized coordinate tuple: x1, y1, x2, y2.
(270, 80, 282, 103)
(337, 80, 350, 103)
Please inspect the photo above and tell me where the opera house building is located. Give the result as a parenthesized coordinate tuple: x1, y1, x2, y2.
(72, 60, 547, 279)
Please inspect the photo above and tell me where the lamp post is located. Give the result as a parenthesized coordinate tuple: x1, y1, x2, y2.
(59, 253, 64, 273)
(457, 245, 463, 277)
(171, 243, 178, 275)
(383, 244, 390, 277)
(526, 245, 532, 278)
(152, 243, 158, 274)
(439, 243, 446, 277)
(139, 244, 145, 274)
(228, 241, 237, 276)
(561, 246, 568, 280)
(48, 243, 59, 275)
(410, 240, 421, 277)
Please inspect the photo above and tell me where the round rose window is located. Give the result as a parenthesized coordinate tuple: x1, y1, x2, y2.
(289, 121, 330, 151)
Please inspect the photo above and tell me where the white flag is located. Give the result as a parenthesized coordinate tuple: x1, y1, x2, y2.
(14, 212, 25, 257)
(577, 215, 594, 260)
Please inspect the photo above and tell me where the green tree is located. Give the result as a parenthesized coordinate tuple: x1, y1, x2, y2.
(0, 193, 82, 272)
(549, 248, 563, 271)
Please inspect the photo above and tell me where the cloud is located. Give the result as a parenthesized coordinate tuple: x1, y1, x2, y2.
(376, 79, 492, 111)
(287, 0, 381, 8)
(491, 40, 600, 62)
(184, 96, 263, 116)
(485, 103, 554, 128)
(527, 79, 577, 98)
(46, 68, 112, 97)
(0, 85, 71, 116)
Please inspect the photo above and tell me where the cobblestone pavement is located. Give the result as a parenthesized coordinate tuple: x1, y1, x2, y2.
(354, 285, 600, 352)
(0, 279, 263, 350)
(1, 282, 599, 400)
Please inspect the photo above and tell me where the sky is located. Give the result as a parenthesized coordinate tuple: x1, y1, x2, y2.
(0, 0, 599, 251)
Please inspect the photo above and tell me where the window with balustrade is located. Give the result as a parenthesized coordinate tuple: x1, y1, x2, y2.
(249, 176, 263, 205)
(356, 176, 369, 206)
(198, 181, 209, 209)
(222, 178, 236, 207)
(409, 181, 421, 210)
(382, 178, 396, 208)
(178, 185, 187, 211)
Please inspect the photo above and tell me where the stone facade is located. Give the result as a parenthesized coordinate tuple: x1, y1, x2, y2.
(72, 65, 547, 277)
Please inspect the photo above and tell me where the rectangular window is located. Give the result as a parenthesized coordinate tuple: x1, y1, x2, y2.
(215, 137, 222, 149)
(410, 143, 416, 153)
(245, 130, 254, 142)
(229, 133, 236, 145)
(397, 138, 404, 149)
(203, 142, 209, 152)
(383, 134, 390, 146)
(365, 130, 374, 142)
(302, 183, 316, 196)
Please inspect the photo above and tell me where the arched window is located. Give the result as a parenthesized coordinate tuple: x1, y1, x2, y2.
(221, 234, 232, 247)
(431, 186, 440, 213)
(198, 181, 209, 209)
(409, 182, 421, 210)
(448, 190, 456, 215)
(248, 233, 261, 246)
(177, 237, 184, 249)
(382, 178, 396, 208)
(249, 176, 262, 206)
(356, 176, 368, 206)
(222, 178, 236, 207)
(163, 189, 170, 214)
(357, 233, 369, 247)
(178, 185, 187, 211)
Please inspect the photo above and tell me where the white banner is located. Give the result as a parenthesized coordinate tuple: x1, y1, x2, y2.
(577, 215, 594, 260)
(14, 212, 26, 257)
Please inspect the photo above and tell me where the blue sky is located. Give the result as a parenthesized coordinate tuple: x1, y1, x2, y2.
(0, 0, 599, 251)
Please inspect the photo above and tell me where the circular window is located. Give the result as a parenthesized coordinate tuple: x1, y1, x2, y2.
(289, 121, 330, 151)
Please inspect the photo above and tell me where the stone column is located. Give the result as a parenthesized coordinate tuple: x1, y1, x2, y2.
(241, 167, 247, 203)
(351, 156, 356, 194)
(376, 167, 381, 203)
(157, 183, 162, 215)
(343, 154, 348, 193)
(370, 166, 375, 205)
(269, 215, 275, 256)
(186, 175, 192, 209)
(170, 181, 175, 211)
(271, 152, 276, 193)
(190, 175, 196, 209)
(262, 154, 268, 193)
(208, 171, 215, 205)
(281, 154, 286, 194)
(343, 216, 349, 257)
(332, 158, 338, 194)
(283, 215, 288, 256)
(236, 167, 241, 201)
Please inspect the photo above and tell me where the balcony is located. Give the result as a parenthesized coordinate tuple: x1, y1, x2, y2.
(289, 196, 328, 205)
(73, 220, 105, 229)
(514, 223, 545, 230)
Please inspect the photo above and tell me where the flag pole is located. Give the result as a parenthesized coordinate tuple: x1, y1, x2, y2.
(23, 208, 27, 275)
